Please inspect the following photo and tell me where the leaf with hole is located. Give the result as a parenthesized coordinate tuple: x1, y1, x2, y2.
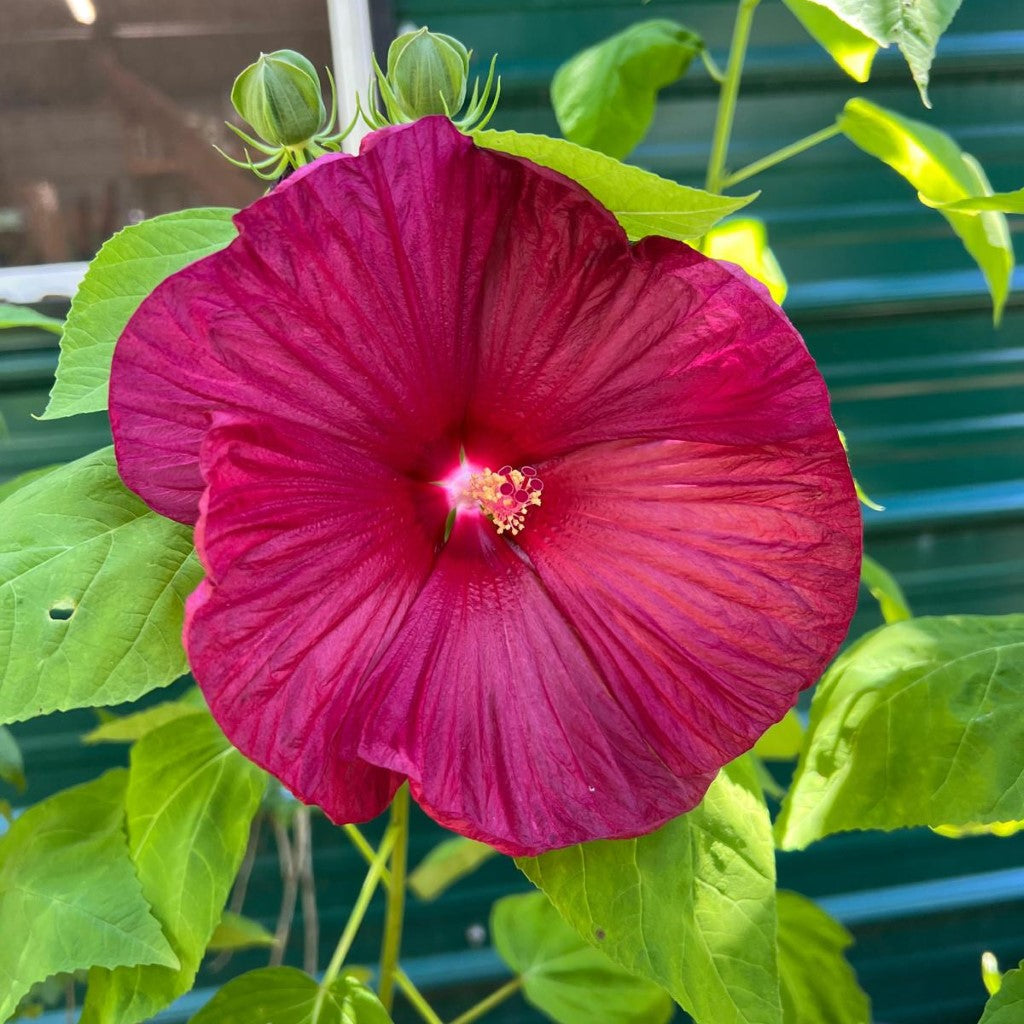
(492, 890, 673, 1024)
(839, 98, 1014, 323)
(41, 208, 237, 419)
(777, 891, 870, 1024)
(0, 771, 179, 1022)
(519, 757, 780, 1024)
(476, 130, 755, 242)
(81, 712, 266, 1024)
(0, 447, 203, 724)
(777, 614, 1024, 850)
(551, 19, 703, 159)
(187, 966, 393, 1023)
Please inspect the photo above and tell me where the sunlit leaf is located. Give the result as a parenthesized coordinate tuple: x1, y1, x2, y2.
(476, 130, 755, 242)
(781, 0, 877, 82)
(754, 710, 804, 762)
(408, 836, 498, 901)
(798, 0, 961, 103)
(206, 911, 277, 952)
(924, 188, 1024, 214)
(980, 961, 1024, 1024)
(704, 218, 788, 304)
(0, 771, 179, 1022)
(982, 952, 1003, 996)
(931, 820, 1024, 839)
(777, 891, 870, 1024)
(82, 712, 266, 1024)
(551, 20, 702, 159)
(492, 891, 673, 1024)
(0, 448, 202, 725)
(0, 302, 63, 335)
(777, 614, 1024, 850)
(187, 967, 392, 1023)
(859, 554, 912, 624)
(520, 758, 781, 1024)
(41, 208, 237, 419)
(83, 691, 207, 744)
(839, 98, 1013, 323)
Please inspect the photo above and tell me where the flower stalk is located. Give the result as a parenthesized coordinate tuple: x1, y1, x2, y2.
(318, 824, 397, 999)
(448, 978, 523, 1024)
(377, 783, 411, 1012)
(722, 122, 843, 187)
(705, 0, 761, 195)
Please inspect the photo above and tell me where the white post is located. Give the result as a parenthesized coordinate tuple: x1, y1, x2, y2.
(326, 0, 376, 153)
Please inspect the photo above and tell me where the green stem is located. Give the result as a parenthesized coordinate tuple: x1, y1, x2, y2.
(700, 47, 726, 84)
(343, 823, 394, 887)
(377, 784, 411, 1012)
(721, 122, 843, 188)
(705, 0, 761, 195)
(396, 967, 445, 1024)
(319, 825, 397, 994)
(448, 979, 523, 1024)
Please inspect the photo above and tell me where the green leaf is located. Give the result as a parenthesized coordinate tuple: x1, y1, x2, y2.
(781, 0, 877, 82)
(408, 836, 498, 901)
(753, 710, 804, 762)
(0, 448, 203, 725)
(0, 771, 179, 1022)
(187, 967, 393, 1023)
(475, 130, 755, 242)
(207, 910, 277, 952)
(860, 554, 912, 624)
(980, 961, 1024, 1024)
(0, 724, 25, 790)
(41, 208, 237, 420)
(777, 614, 1024, 850)
(551, 20, 702, 160)
(520, 758, 780, 1024)
(83, 691, 207, 744)
(0, 303, 63, 335)
(776, 891, 870, 1024)
(798, 0, 961, 103)
(839, 98, 1014, 323)
(704, 217, 788, 304)
(925, 188, 1024, 214)
(492, 891, 672, 1024)
(0, 465, 61, 504)
(82, 711, 267, 1024)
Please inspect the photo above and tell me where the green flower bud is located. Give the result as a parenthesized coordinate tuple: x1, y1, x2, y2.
(386, 28, 471, 119)
(231, 50, 326, 148)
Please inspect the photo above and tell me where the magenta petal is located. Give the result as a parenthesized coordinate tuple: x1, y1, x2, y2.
(517, 435, 861, 778)
(184, 413, 441, 821)
(352, 513, 716, 856)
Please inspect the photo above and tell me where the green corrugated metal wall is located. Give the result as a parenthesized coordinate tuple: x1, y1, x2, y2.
(3, 1, 1023, 1021)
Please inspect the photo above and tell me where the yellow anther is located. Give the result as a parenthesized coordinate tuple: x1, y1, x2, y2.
(465, 464, 543, 536)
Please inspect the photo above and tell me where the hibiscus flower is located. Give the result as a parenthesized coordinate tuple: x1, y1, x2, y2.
(109, 116, 861, 856)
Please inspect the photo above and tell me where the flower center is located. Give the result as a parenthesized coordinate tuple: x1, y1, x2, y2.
(449, 463, 543, 536)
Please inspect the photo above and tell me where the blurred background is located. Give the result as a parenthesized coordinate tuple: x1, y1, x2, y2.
(0, 1, 1022, 1021)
